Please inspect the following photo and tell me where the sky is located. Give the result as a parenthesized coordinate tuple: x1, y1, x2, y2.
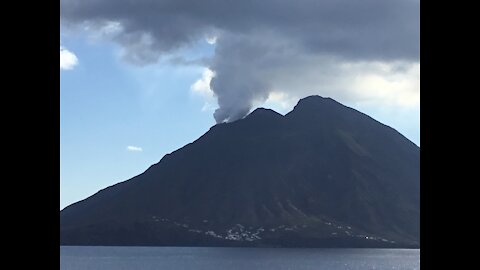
(60, 0, 419, 210)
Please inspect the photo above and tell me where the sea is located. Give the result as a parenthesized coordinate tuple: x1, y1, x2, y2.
(60, 246, 419, 270)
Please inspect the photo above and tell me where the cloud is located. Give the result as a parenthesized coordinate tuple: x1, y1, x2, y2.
(263, 92, 297, 114)
(126, 145, 143, 152)
(60, 46, 78, 70)
(205, 36, 217, 45)
(191, 68, 215, 97)
(191, 68, 217, 112)
(61, 0, 419, 122)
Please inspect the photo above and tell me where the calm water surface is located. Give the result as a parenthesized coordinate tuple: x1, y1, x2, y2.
(60, 246, 419, 270)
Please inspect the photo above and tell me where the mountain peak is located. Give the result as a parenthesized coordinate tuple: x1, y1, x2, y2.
(295, 95, 336, 108)
(300, 95, 332, 101)
(246, 107, 283, 119)
(285, 95, 342, 120)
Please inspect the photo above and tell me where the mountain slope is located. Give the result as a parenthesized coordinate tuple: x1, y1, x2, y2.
(60, 95, 420, 248)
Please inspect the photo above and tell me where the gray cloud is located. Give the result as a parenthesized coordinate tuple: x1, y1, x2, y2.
(61, 0, 419, 123)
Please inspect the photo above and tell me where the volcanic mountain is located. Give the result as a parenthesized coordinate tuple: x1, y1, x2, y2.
(60, 95, 420, 248)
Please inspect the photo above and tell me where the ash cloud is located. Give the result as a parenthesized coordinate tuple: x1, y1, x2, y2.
(61, 0, 419, 123)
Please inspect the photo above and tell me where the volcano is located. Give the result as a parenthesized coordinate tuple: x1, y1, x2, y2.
(60, 95, 420, 248)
